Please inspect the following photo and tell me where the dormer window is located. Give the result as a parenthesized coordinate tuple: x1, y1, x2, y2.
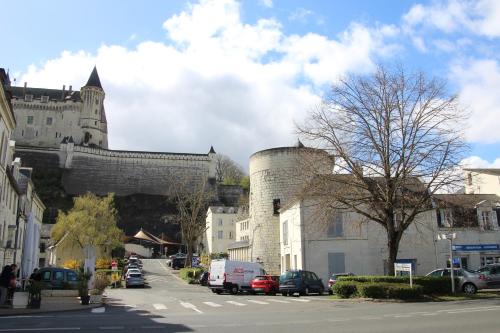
(25, 94, 33, 102)
(46, 117, 53, 126)
(41, 95, 49, 103)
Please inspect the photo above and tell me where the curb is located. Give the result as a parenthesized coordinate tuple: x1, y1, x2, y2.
(0, 303, 103, 317)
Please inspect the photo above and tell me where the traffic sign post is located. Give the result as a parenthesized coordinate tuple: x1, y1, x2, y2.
(394, 263, 413, 288)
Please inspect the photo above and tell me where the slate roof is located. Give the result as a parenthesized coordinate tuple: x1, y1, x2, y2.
(85, 66, 102, 89)
(464, 168, 500, 176)
(434, 194, 500, 208)
(9, 86, 81, 102)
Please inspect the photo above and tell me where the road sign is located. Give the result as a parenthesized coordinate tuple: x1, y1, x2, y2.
(111, 260, 118, 271)
(394, 263, 413, 288)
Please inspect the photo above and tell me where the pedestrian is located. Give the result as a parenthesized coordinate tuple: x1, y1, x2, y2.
(29, 268, 41, 282)
(0, 265, 13, 307)
(7, 264, 18, 305)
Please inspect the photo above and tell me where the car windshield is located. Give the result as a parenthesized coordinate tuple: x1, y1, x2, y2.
(280, 271, 300, 280)
(253, 276, 267, 280)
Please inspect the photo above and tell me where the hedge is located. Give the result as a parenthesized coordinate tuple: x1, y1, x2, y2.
(356, 283, 423, 300)
(179, 268, 205, 284)
(337, 276, 455, 295)
(331, 281, 359, 298)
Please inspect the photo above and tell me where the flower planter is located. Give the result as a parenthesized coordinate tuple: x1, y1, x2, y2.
(80, 295, 90, 305)
(12, 292, 29, 309)
(89, 294, 102, 304)
(28, 298, 41, 309)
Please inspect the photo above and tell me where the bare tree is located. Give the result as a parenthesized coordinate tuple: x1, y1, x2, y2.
(215, 154, 246, 185)
(298, 65, 468, 275)
(172, 178, 215, 267)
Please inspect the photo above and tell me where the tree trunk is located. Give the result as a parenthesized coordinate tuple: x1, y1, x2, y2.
(185, 239, 193, 268)
(386, 232, 400, 276)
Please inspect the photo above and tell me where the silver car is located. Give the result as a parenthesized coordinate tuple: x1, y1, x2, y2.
(426, 268, 488, 294)
(125, 272, 145, 288)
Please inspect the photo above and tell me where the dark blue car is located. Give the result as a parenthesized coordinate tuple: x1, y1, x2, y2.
(279, 270, 325, 296)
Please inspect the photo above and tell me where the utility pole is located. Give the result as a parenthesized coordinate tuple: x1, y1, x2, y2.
(438, 233, 457, 293)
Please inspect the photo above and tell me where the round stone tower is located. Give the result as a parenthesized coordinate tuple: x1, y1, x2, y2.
(80, 66, 108, 148)
(248, 142, 332, 274)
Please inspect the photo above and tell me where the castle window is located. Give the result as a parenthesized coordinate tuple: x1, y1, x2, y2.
(25, 94, 33, 102)
(27, 116, 34, 125)
(95, 109, 98, 114)
(46, 117, 53, 126)
(95, 99, 99, 105)
(273, 199, 281, 215)
(41, 95, 49, 103)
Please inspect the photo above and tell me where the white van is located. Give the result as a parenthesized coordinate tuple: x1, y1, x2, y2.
(208, 259, 266, 294)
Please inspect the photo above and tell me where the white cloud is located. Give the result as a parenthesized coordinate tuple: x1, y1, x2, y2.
(450, 59, 500, 143)
(259, 0, 273, 8)
(403, 0, 500, 38)
(17, 0, 396, 168)
(461, 156, 500, 168)
(289, 8, 314, 23)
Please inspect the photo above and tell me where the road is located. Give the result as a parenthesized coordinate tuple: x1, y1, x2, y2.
(1, 259, 500, 332)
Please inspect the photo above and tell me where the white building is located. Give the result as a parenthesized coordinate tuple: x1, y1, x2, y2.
(280, 193, 500, 284)
(464, 169, 500, 196)
(0, 69, 20, 269)
(227, 218, 250, 261)
(205, 206, 238, 254)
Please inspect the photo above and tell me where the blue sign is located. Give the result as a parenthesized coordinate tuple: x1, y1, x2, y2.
(452, 244, 500, 252)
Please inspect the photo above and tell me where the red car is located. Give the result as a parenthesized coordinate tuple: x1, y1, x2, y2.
(251, 275, 279, 295)
(328, 273, 355, 294)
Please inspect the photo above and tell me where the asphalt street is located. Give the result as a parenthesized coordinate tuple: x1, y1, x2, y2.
(1, 259, 500, 332)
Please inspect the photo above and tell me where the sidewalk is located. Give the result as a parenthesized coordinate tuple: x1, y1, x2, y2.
(0, 296, 102, 316)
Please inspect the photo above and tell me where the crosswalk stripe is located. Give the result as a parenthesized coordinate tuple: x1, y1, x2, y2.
(153, 303, 167, 310)
(91, 307, 106, 313)
(288, 298, 310, 302)
(181, 302, 204, 314)
(247, 300, 269, 305)
(226, 301, 246, 306)
(267, 299, 290, 303)
(203, 302, 222, 307)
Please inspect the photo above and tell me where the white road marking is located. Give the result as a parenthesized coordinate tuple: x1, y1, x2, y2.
(422, 313, 439, 316)
(247, 300, 269, 305)
(91, 307, 105, 313)
(0, 328, 81, 331)
(153, 303, 167, 310)
(125, 305, 138, 311)
(203, 301, 223, 307)
(267, 298, 290, 303)
(226, 301, 247, 306)
(288, 298, 310, 302)
(181, 302, 204, 313)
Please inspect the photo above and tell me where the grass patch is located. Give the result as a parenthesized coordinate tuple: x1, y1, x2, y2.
(425, 291, 500, 302)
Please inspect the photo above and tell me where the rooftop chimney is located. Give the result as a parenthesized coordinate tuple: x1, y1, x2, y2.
(69, 85, 72, 93)
(23, 82, 27, 94)
(61, 85, 66, 99)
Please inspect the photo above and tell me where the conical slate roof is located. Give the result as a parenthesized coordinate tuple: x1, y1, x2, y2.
(85, 66, 102, 89)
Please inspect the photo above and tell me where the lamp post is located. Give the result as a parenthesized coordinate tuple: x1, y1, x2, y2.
(437, 232, 457, 293)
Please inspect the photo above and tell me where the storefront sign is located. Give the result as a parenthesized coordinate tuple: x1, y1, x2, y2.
(452, 244, 500, 252)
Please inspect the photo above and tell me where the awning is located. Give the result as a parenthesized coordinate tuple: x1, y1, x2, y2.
(130, 229, 180, 245)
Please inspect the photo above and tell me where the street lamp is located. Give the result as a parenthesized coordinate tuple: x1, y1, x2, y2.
(437, 232, 457, 293)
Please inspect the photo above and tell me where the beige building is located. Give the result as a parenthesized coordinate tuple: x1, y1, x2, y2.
(9, 67, 108, 149)
(227, 218, 250, 261)
(280, 194, 500, 284)
(205, 206, 238, 254)
(0, 69, 20, 268)
(464, 169, 500, 196)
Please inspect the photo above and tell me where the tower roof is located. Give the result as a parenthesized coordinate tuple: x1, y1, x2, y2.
(85, 66, 103, 89)
(209, 146, 216, 154)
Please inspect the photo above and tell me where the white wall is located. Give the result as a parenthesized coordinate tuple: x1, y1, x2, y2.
(206, 207, 237, 254)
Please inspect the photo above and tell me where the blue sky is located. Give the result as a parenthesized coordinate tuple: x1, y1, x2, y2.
(2, 0, 500, 169)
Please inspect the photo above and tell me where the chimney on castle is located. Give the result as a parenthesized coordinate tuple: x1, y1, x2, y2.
(61, 85, 66, 99)
(23, 82, 27, 95)
(69, 85, 72, 93)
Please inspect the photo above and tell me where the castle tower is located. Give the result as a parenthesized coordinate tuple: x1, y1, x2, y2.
(80, 66, 108, 148)
(248, 142, 332, 274)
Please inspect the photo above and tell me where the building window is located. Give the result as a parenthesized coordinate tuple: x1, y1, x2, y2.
(229, 231, 233, 239)
(217, 230, 223, 239)
(328, 213, 344, 237)
(481, 211, 493, 230)
(467, 173, 472, 186)
(27, 116, 34, 125)
(46, 117, 53, 125)
(282, 221, 288, 245)
(218, 219, 223, 226)
(41, 95, 49, 103)
(273, 199, 281, 215)
(25, 94, 33, 102)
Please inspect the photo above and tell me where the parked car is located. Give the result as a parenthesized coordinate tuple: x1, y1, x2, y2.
(250, 275, 279, 295)
(208, 259, 266, 294)
(171, 256, 186, 270)
(125, 268, 141, 279)
(35, 267, 79, 290)
(125, 272, 145, 288)
(198, 271, 209, 286)
(475, 264, 500, 289)
(328, 273, 355, 294)
(426, 268, 488, 294)
(279, 270, 325, 296)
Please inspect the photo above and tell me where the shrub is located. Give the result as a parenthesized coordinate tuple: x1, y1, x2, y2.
(179, 268, 205, 282)
(62, 259, 80, 270)
(96, 258, 112, 270)
(338, 276, 452, 295)
(94, 274, 111, 293)
(331, 281, 358, 298)
(357, 283, 388, 299)
(386, 284, 423, 300)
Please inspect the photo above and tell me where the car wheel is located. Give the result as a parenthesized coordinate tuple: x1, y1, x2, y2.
(318, 286, 324, 296)
(300, 287, 309, 296)
(328, 289, 333, 295)
(215, 289, 222, 294)
(462, 283, 477, 294)
(230, 285, 238, 295)
(211, 289, 217, 293)
(281, 292, 288, 296)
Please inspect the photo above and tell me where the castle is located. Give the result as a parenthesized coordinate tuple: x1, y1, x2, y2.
(5, 68, 242, 236)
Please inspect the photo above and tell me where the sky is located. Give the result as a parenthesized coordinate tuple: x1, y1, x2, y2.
(2, 0, 500, 170)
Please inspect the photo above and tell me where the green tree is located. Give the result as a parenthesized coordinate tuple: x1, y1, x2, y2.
(52, 192, 124, 250)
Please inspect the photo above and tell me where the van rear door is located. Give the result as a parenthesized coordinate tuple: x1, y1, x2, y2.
(209, 260, 226, 287)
